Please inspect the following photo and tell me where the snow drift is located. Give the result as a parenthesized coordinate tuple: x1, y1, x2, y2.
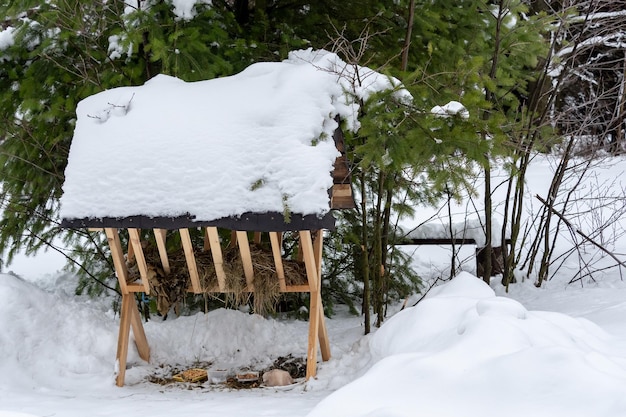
(307, 272, 626, 417)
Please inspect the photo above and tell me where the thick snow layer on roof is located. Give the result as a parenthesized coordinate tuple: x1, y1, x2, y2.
(60, 49, 406, 223)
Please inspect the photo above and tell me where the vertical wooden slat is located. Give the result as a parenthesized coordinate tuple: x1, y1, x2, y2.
(206, 227, 227, 291)
(126, 237, 135, 265)
(203, 227, 211, 251)
(236, 231, 255, 291)
(128, 228, 151, 295)
(153, 228, 170, 274)
(269, 232, 287, 292)
(179, 228, 202, 293)
(105, 228, 130, 295)
(313, 230, 331, 361)
(130, 296, 150, 362)
(115, 293, 133, 387)
(253, 231, 262, 244)
(300, 230, 320, 380)
(297, 239, 304, 262)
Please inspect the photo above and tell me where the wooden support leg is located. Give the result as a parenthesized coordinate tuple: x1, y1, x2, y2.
(300, 230, 322, 380)
(116, 294, 133, 387)
(130, 297, 150, 362)
(312, 231, 331, 362)
(105, 228, 151, 387)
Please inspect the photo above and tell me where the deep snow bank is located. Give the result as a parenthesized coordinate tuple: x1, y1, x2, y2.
(0, 273, 312, 390)
(307, 272, 626, 417)
(0, 274, 118, 390)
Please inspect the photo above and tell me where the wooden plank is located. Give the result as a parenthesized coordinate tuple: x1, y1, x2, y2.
(129, 296, 150, 362)
(312, 230, 331, 362)
(105, 228, 130, 295)
(236, 231, 255, 291)
(128, 228, 151, 295)
(179, 228, 202, 293)
(284, 285, 310, 293)
(126, 284, 145, 293)
(126, 234, 135, 265)
(398, 238, 513, 246)
(269, 232, 287, 292)
(332, 183, 352, 196)
(402, 238, 478, 245)
(115, 294, 133, 386)
(153, 228, 171, 274)
(206, 227, 227, 291)
(299, 230, 320, 379)
(253, 231, 262, 244)
(88, 227, 104, 232)
(203, 227, 211, 251)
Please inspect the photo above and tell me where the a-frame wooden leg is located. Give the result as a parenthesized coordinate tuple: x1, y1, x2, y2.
(116, 294, 133, 387)
(312, 230, 331, 361)
(105, 228, 151, 387)
(300, 230, 331, 379)
(130, 298, 150, 362)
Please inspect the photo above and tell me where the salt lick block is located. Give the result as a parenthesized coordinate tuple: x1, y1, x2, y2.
(263, 369, 293, 386)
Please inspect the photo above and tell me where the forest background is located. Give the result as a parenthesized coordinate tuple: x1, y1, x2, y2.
(1, 0, 625, 333)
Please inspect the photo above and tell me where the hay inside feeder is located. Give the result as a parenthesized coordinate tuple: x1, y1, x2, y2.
(127, 241, 308, 316)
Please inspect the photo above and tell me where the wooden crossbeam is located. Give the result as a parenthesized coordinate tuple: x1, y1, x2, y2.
(269, 232, 287, 292)
(236, 231, 255, 291)
(179, 228, 202, 293)
(128, 228, 151, 294)
(206, 227, 227, 291)
(153, 228, 171, 274)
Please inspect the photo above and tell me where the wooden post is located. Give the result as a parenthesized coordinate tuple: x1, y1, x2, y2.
(115, 293, 133, 387)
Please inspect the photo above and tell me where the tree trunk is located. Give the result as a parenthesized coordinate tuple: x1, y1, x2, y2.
(360, 172, 371, 335)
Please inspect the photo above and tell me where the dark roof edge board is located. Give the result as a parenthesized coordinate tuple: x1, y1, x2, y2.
(61, 211, 336, 232)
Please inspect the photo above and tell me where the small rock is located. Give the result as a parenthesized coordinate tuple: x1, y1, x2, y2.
(262, 369, 293, 387)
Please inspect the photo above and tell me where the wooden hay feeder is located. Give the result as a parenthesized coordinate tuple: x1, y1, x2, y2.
(85, 224, 332, 387)
(59, 57, 357, 387)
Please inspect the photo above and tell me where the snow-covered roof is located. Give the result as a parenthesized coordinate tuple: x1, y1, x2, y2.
(60, 49, 406, 230)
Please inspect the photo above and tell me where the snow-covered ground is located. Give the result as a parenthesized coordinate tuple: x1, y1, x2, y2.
(3, 155, 626, 417)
